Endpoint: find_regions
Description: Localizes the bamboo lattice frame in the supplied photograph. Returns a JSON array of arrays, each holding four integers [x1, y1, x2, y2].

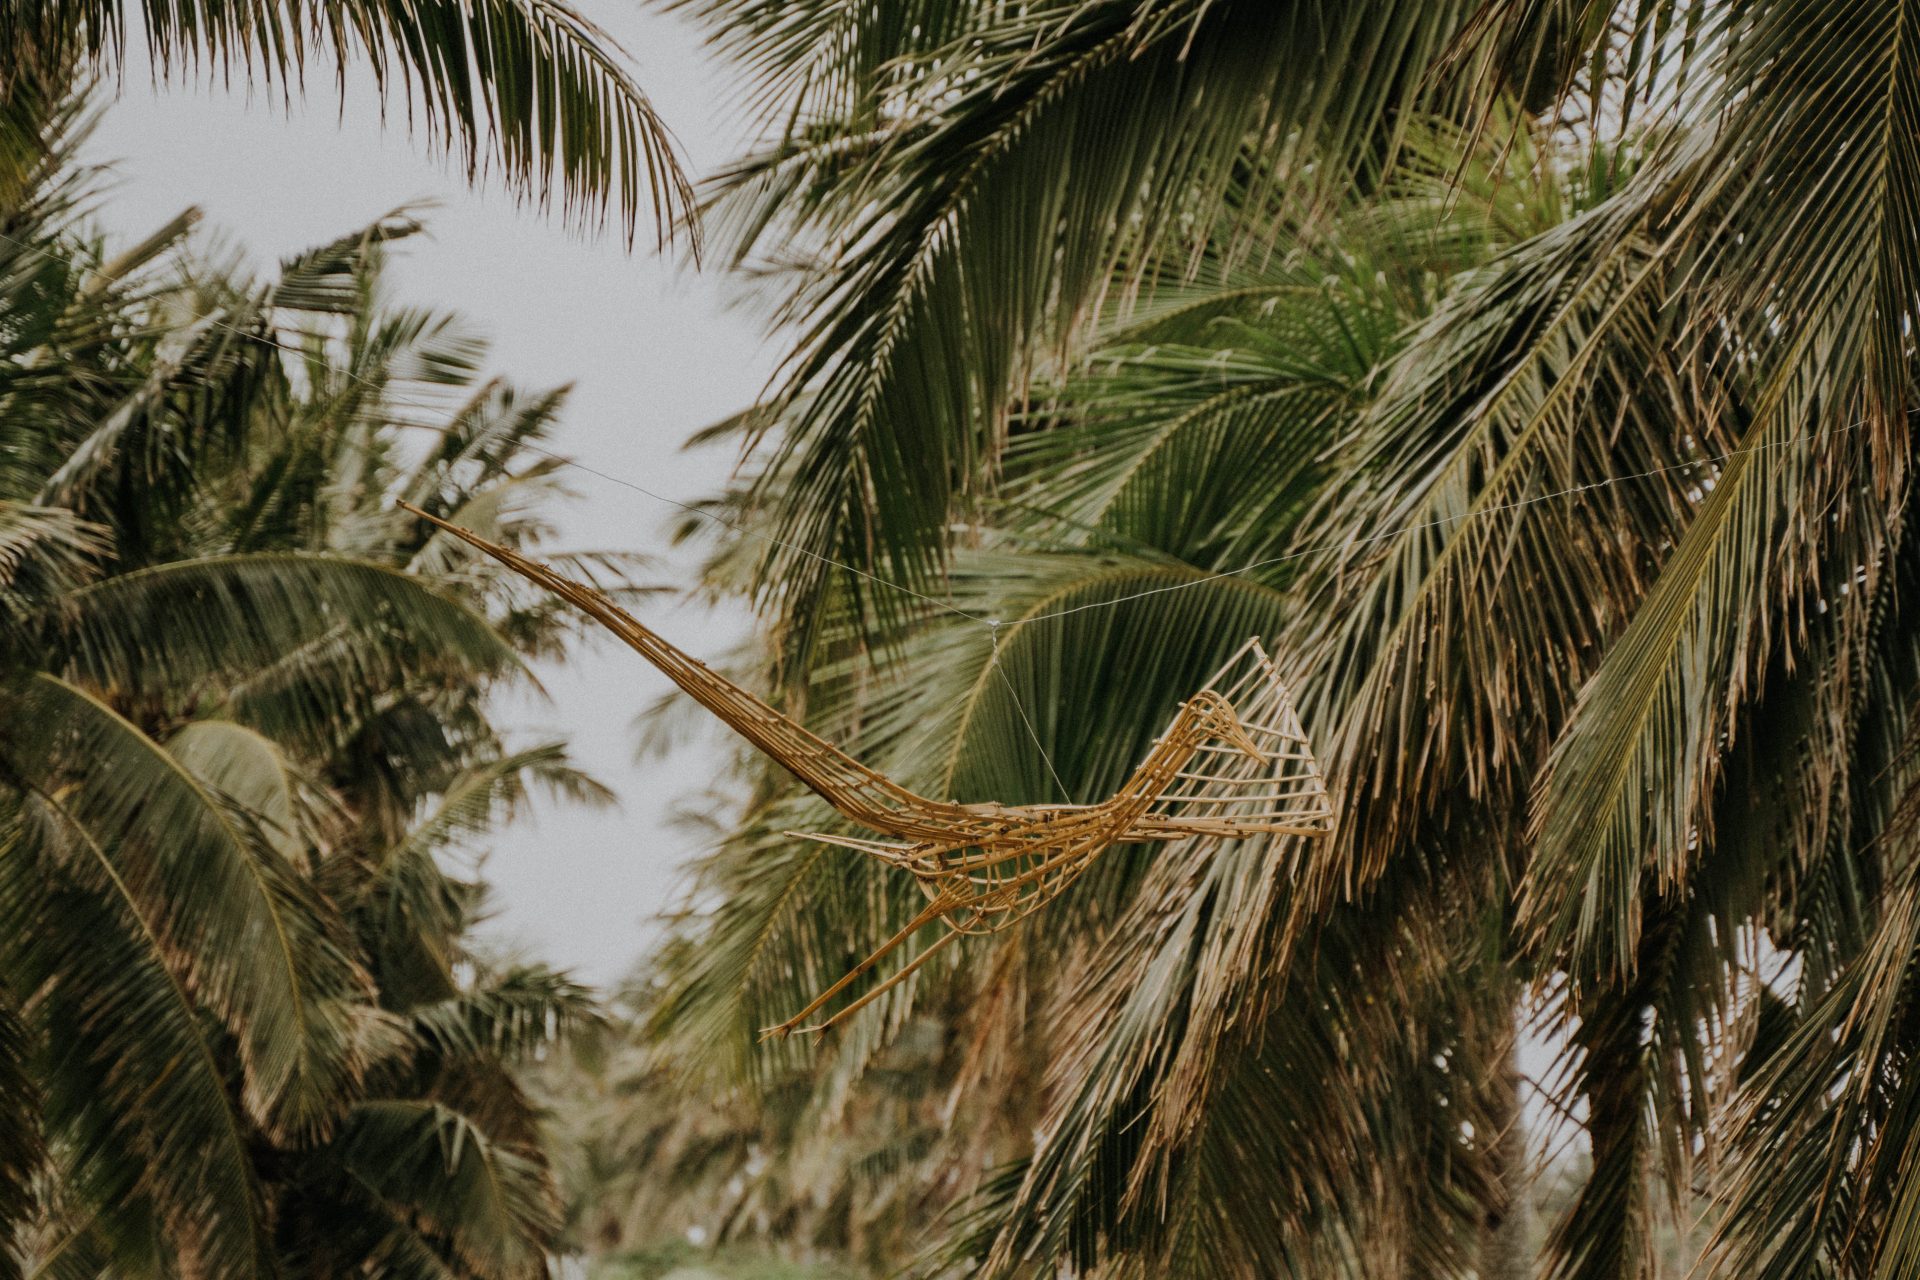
[[400, 504, 1333, 1037]]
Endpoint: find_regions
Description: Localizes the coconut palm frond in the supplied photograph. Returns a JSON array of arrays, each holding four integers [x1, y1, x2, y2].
[[2, 0, 693, 243]]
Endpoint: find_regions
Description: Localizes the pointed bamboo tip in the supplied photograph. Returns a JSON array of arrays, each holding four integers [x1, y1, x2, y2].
[[758, 1019, 836, 1042], [396, 501, 501, 553]]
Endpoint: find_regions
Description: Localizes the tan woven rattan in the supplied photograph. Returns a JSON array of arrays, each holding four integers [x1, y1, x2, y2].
[[401, 504, 1332, 1036]]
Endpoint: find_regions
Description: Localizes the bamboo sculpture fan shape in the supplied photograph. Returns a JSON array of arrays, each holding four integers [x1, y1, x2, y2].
[[400, 505, 1333, 1037]]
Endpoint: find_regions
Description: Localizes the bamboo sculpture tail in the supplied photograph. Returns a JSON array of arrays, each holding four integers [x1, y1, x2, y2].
[[399, 503, 1333, 1037]]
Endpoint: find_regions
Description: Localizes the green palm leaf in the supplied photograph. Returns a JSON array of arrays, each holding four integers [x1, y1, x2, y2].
[[1525, 0, 1920, 976], [167, 720, 309, 860], [0, 674, 385, 1143], [0, 989, 37, 1280], [405, 966, 599, 1065], [0, 801, 272, 1280], [54, 553, 520, 703], [4, 0, 693, 242], [705, 0, 1523, 663], [331, 1100, 560, 1280], [356, 743, 611, 999]]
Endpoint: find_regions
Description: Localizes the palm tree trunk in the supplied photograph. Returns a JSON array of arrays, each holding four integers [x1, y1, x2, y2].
[[1481, 1011, 1532, 1280]]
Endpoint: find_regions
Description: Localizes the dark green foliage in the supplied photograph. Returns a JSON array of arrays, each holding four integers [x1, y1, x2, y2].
[[0, 0, 692, 243], [0, 92, 623, 1278], [582, 1, 1920, 1277]]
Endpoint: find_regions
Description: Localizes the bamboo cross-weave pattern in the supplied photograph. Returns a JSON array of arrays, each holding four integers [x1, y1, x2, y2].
[[399, 504, 1333, 1037]]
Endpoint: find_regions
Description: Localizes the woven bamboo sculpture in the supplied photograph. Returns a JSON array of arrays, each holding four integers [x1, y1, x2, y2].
[[400, 504, 1333, 1037]]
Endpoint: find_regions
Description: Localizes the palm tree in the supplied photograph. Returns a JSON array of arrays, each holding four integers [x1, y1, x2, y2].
[[616, 1, 1920, 1277], [1, 0, 693, 243], [0, 99, 633, 1278], [601, 120, 1577, 1275], [665, 0, 1595, 665]]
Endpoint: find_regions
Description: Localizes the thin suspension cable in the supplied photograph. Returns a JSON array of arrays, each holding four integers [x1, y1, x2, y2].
[[1014, 417, 1875, 625], [179, 296, 1882, 633], [490, 436, 994, 623], [5, 225, 1881, 639], [987, 622, 1073, 804], [0, 225, 992, 627]]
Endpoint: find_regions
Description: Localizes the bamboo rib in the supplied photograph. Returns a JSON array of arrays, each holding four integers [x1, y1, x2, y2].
[[399, 504, 1333, 1037]]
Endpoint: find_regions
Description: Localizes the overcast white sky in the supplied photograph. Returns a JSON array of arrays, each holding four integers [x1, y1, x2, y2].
[[86, 4, 773, 986]]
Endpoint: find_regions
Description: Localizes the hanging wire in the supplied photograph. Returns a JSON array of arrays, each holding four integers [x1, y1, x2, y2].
[[987, 620, 1073, 804], [1012, 420, 1876, 625], [3, 225, 1879, 640], [7, 222, 1882, 821], [0, 226, 994, 626]]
